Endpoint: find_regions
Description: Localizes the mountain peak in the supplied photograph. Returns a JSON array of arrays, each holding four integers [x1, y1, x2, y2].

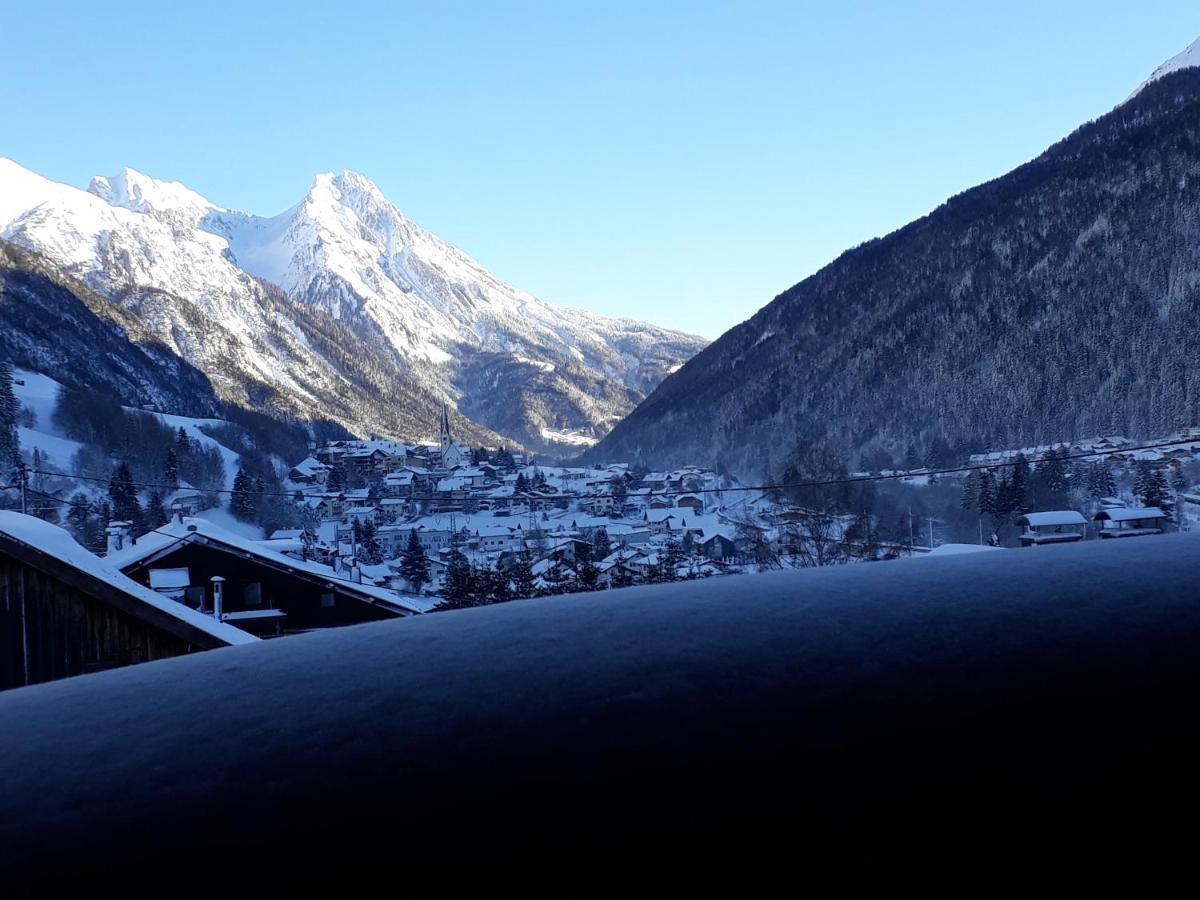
[[89, 167, 219, 215], [1128, 36, 1200, 100]]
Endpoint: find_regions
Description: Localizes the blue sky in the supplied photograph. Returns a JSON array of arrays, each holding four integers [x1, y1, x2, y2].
[[4, 2, 1198, 338]]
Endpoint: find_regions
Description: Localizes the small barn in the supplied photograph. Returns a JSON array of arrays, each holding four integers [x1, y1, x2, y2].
[[1093, 507, 1168, 538], [0, 512, 254, 692], [105, 518, 431, 637], [1015, 511, 1089, 547]]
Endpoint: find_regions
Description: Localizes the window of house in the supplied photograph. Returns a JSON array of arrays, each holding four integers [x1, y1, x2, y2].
[[184, 586, 207, 610], [243, 583, 262, 606], [321, 592, 336, 608]]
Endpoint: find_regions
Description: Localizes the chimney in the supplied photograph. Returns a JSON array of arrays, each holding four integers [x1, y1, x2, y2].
[[105, 521, 132, 555], [210, 576, 225, 621]]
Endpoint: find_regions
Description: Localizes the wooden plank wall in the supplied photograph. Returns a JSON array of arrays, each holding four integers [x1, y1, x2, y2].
[[0, 555, 195, 692]]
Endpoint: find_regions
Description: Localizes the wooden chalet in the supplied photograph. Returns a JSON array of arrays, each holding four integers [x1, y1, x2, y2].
[[104, 518, 430, 637], [0, 512, 254, 692]]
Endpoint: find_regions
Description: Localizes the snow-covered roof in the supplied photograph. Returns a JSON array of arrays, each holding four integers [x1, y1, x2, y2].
[[925, 543, 1004, 557], [290, 456, 329, 475], [1094, 507, 1168, 523], [0, 512, 256, 647], [1017, 511, 1089, 528], [105, 518, 434, 614]]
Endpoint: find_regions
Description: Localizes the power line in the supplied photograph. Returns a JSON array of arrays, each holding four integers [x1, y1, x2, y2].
[[5, 435, 1193, 502]]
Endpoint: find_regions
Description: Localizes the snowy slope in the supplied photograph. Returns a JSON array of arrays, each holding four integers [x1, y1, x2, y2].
[[11, 368, 256, 534], [0, 157, 704, 452]]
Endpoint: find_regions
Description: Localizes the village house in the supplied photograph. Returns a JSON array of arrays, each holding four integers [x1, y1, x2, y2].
[[289, 456, 331, 485], [0, 512, 255, 691], [105, 518, 430, 638]]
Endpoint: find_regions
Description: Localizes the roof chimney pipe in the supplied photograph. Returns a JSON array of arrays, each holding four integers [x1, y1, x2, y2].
[[210, 576, 225, 621]]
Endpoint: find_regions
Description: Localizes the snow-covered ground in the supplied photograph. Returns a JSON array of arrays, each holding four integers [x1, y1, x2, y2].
[[11, 368, 246, 529], [1, 531, 1198, 881]]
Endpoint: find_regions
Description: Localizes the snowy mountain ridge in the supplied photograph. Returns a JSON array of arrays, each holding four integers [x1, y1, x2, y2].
[[0, 159, 705, 452], [1128, 36, 1200, 99]]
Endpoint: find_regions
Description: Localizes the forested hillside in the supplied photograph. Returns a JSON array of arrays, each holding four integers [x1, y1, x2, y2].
[[587, 68, 1200, 475]]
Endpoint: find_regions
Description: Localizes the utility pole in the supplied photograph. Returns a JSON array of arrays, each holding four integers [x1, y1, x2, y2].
[[908, 506, 914, 556], [928, 517, 935, 551]]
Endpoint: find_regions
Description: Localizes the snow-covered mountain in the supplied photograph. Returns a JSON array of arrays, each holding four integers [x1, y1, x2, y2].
[[0, 159, 705, 452], [1129, 37, 1200, 99]]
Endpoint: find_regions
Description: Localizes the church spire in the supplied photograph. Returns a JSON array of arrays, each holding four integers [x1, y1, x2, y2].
[[440, 401, 452, 449]]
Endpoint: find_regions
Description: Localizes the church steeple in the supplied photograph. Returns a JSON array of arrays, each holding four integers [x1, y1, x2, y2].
[[439, 401, 452, 450]]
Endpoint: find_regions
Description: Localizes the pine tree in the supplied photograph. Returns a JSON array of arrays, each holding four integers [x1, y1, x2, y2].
[[398, 530, 431, 593], [510, 550, 537, 599], [592, 526, 612, 560], [574, 542, 600, 591], [176, 426, 191, 455], [977, 470, 997, 516], [164, 448, 179, 487], [65, 492, 92, 543], [1088, 461, 1116, 500], [325, 464, 345, 492], [0, 357, 19, 463], [436, 550, 477, 610], [903, 443, 921, 472], [514, 472, 529, 493], [1172, 468, 1187, 493], [358, 520, 382, 565], [960, 470, 981, 511], [108, 462, 144, 530], [1136, 464, 1169, 510], [145, 490, 169, 530], [230, 467, 257, 521]]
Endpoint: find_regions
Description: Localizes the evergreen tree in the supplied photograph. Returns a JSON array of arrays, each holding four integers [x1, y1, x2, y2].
[[997, 454, 1031, 517], [0, 357, 19, 464], [145, 490, 169, 530], [65, 492, 90, 539], [591, 526, 612, 560], [574, 542, 600, 591], [436, 550, 478, 610], [903, 443, 921, 472], [358, 520, 382, 565], [477, 567, 513, 604], [325, 463, 345, 492], [108, 462, 144, 530], [164, 448, 179, 487], [398, 530, 431, 593], [977, 470, 997, 516], [610, 476, 628, 507], [514, 472, 529, 493], [230, 467, 257, 521], [1088, 461, 1117, 500], [1032, 448, 1070, 509], [960, 470, 981, 511], [1172, 467, 1187, 493], [1135, 463, 1169, 509], [510, 550, 537, 599], [88, 500, 111, 554], [176, 426, 191, 455]]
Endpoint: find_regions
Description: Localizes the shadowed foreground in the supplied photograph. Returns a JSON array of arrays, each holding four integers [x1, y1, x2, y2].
[[2, 536, 1199, 893]]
